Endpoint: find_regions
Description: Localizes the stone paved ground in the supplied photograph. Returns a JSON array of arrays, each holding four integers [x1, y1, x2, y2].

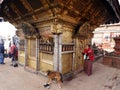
[[0, 58, 120, 90]]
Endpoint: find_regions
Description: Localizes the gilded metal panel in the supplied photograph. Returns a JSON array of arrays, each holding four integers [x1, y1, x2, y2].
[[18, 51, 25, 64], [62, 53, 73, 74], [39, 61, 53, 72], [28, 59, 36, 69]]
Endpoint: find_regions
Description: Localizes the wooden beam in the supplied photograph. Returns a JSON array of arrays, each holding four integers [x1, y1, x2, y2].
[[10, 3, 22, 16], [19, 0, 33, 11], [60, 0, 71, 15], [19, 0, 38, 21], [45, 0, 56, 16]]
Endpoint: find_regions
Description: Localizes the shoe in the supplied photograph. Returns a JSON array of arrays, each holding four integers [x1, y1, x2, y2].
[[1, 62, 5, 64], [44, 83, 49, 87], [13, 64, 18, 67], [43, 84, 50, 89]]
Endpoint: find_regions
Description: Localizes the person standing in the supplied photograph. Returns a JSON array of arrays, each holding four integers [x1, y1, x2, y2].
[[0, 43, 5, 64], [10, 42, 18, 66], [83, 44, 94, 76]]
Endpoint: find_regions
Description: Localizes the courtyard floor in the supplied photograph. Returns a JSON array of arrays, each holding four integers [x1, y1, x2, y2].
[[0, 57, 120, 90]]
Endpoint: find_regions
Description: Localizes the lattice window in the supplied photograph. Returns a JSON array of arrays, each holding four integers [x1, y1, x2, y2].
[[62, 43, 74, 52], [39, 42, 54, 54]]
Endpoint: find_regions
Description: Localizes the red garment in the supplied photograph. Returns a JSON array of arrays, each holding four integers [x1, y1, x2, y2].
[[84, 47, 94, 61], [84, 60, 92, 76], [10, 44, 16, 55], [10, 44, 18, 60]]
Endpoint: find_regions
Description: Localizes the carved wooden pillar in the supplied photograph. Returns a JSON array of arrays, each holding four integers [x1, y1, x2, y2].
[[24, 38, 28, 67], [36, 38, 40, 71]]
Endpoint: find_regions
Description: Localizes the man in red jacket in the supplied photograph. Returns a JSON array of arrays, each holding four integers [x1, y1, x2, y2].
[[83, 44, 94, 76]]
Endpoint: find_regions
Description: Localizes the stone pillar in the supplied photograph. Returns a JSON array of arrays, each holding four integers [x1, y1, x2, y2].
[[53, 34, 62, 72], [54, 34, 59, 71], [58, 34, 62, 73], [52, 22, 62, 72], [36, 38, 39, 71], [72, 39, 75, 71], [24, 38, 28, 67]]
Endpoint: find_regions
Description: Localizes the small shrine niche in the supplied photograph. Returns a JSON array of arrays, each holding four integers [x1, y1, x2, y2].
[[113, 36, 120, 56]]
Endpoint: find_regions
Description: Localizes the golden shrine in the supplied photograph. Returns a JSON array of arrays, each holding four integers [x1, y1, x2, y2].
[[0, 0, 120, 78]]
